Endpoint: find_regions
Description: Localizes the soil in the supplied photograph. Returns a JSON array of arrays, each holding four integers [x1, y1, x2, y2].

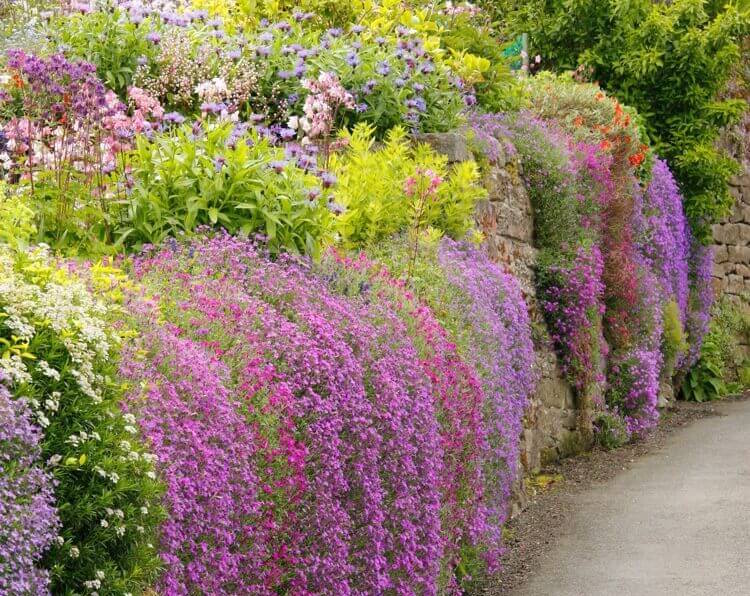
[[478, 393, 750, 595]]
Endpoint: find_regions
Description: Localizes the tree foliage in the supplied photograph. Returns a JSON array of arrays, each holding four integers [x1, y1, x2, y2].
[[491, 0, 749, 242]]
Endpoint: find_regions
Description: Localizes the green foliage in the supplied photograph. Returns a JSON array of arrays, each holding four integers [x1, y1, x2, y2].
[[685, 295, 750, 400], [0, 182, 36, 250], [0, 246, 164, 594], [330, 123, 485, 249], [437, 12, 522, 112], [52, 8, 158, 99], [512, 0, 749, 241], [117, 122, 333, 257], [594, 411, 628, 450], [682, 334, 727, 401], [506, 116, 582, 252], [662, 299, 689, 377]]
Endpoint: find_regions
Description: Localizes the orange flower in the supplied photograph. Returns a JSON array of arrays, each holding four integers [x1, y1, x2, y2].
[[11, 72, 24, 89], [595, 91, 605, 101], [629, 152, 644, 167], [573, 115, 584, 127], [599, 139, 611, 152]]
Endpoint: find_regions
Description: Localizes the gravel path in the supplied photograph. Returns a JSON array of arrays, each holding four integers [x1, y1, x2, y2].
[[501, 396, 750, 596]]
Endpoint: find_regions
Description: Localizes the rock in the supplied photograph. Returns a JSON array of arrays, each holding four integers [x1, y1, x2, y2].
[[412, 131, 472, 163], [713, 223, 741, 245], [727, 274, 747, 295], [658, 380, 675, 408], [728, 245, 750, 264], [537, 377, 574, 410], [715, 245, 729, 263]]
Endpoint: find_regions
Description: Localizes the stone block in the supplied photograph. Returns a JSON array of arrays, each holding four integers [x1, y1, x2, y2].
[[728, 245, 750, 264], [713, 223, 741, 245], [727, 274, 746, 295], [412, 132, 472, 163], [713, 261, 726, 278], [741, 223, 750, 245], [714, 245, 729, 264], [536, 376, 574, 410], [736, 263, 750, 278]]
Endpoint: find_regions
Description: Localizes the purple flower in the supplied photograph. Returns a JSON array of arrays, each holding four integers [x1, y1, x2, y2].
[[269, 160, 287, 173], [320, 171, 337, 187], [346, 52, 360, 68], [375, 61, 390, 76], [146, 31, 161, 44], [163, 111, 186, 124]]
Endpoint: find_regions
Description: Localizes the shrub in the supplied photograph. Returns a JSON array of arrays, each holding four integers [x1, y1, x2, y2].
[[330, 123, 485, 249], [683, 295, 750, 400], [0, 379, 59, 595], [117, 121, 333, 256], [252, 19, 468, 135], [0, 245, 164, 594]]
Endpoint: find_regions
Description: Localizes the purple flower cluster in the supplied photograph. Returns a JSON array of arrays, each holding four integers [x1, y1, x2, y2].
[[125, 234, 450, 593], [120, 329, 268, 594], [540, 245, 606, 391], [639, 159, 690, 321], [685, 241, 714, 370], [436, 240, 536, 521], [0, 382, 60, 595]]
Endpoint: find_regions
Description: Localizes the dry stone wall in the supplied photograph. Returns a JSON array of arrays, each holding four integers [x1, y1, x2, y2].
[[712, 166, 750, 300]]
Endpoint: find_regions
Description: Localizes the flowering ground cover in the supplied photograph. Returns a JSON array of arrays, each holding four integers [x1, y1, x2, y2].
[[0, 0, 729, 593]]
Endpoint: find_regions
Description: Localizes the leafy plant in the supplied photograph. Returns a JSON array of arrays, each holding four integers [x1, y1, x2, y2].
[[329, 123, 485, 249], [117, 121, 333, 257], [594, 411, 628, 450], [682, 335, 728, 401]]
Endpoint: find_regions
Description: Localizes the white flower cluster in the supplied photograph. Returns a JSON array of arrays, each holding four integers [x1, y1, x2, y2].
[[0, 246, 111, 405]]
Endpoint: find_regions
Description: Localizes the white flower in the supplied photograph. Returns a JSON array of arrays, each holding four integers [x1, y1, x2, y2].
[[109, 472, 120, 484], [140, 506, 149, 515], [69, 546, 80, 559], [47, 454, 63, 466], [146, 471, 156, 480], [95, 570, 105, 580], [56, 535, 65, 546], [287, 116, 299, 130], [100, 519, 109, 528], [115, 526, 126, 537], [124, 425, 137, 434], [123, 413, 136, 424]]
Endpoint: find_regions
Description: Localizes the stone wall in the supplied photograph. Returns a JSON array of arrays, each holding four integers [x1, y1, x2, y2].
[[712, 165, 750, 299]]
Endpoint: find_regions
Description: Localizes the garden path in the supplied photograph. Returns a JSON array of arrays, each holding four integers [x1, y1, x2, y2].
[[511, 398, 750, 596]]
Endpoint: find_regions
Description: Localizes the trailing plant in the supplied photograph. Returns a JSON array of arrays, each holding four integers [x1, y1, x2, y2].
[[0, 379, 59, 595]]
